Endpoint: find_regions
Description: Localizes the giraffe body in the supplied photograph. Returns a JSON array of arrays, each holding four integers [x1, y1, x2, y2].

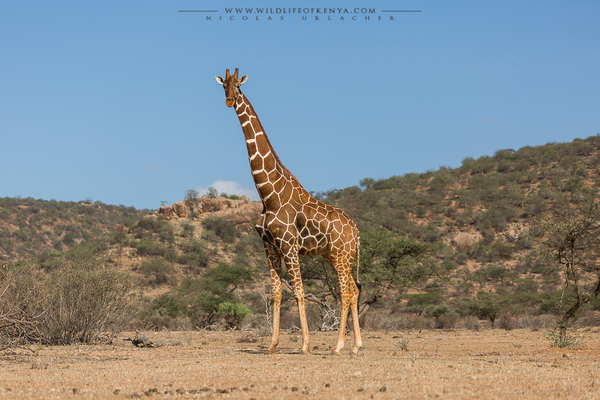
[[216, 68, 362, 355]]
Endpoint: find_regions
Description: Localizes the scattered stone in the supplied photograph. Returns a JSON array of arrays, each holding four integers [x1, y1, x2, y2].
[[143, 388, 158, 396], [123, 332, 164, 348]]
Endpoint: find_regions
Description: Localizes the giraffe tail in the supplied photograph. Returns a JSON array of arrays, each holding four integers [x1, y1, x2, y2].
[[354, 235, 362, 317], [354, 235, 361, 289]]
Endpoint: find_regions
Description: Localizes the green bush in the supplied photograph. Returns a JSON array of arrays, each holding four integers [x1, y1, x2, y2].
[[134, 239, 167, 257], [181, 224, 195, 238], [217, 302, 252, 329], [201, 217, 239, 243], [441, 259, 456, 271], [67, 242, 98, 264], [152, 293, 189, 319], [455, 252, 469, 265], [179, 263, 257, 327], [137, 217, 167, 233], [450, 297, 480, 317], [403, 293, 444, 315], [139, 258, 174, 285], [108, 230, 129, 245], [176, 239, 210, 272]]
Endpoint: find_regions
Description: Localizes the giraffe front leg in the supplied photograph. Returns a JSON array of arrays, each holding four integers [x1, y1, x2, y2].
[[284, 253, 311, 355], [267, 257, 282, 354]]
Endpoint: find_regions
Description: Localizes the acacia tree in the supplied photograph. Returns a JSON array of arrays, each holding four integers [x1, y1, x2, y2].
[[179, 262, 257, 328], [299, 230, 437, 323], [541, 198, 600, 342]]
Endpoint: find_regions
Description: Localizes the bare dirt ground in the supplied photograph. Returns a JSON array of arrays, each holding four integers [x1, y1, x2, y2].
[[1, 328, 599, 399]]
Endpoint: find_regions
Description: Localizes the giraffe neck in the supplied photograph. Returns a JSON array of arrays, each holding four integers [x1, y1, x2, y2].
[[235, 92, 294, 207]]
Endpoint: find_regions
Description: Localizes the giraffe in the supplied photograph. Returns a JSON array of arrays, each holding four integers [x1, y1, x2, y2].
[[215, 68, 362, 356]]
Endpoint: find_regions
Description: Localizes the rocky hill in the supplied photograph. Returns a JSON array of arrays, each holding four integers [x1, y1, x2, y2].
[[3, 135, 600, 331], [0, 198, 149, 262]]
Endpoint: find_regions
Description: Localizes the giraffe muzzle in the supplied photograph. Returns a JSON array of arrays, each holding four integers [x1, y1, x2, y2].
[[226, 97, 235, 107]]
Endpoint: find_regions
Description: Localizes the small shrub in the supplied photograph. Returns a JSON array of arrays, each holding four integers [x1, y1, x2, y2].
[[545, 326, 582, 348], [432, 305, 458, 329], [575, 310, 600, 327], [217, 302, 252, 329], [365, 312, 408, 331], [177, 239, 210, 273], [441, 259, 456, 271], [108, 230, 128, 245], [137, 217, 167, 233], [67, 242, 98, 264], [0, 260, 134, 346], [181, 224, 195, 238], [151, 293, 189, 319], [463, 315, 482, 331], [139, 258, 174, 285], [134, 239, 166, 257], [497, 313, 517, 331], [455, 252, 469, 265], [404, 293, 445, 315], [201, 217, 239, 243], [406, 315, 436, 330], [396, 337, 412, 351]]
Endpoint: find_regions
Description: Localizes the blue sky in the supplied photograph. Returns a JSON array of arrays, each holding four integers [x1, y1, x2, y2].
[[1, 1, 598, 209]]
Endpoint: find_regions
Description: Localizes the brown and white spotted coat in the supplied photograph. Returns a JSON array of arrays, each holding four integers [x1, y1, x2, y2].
[[215, 68, 362, 355]]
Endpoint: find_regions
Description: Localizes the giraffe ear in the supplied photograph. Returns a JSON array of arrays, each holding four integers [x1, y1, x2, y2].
[[239, 75, 249, 85], [215, 76, 225, 85]]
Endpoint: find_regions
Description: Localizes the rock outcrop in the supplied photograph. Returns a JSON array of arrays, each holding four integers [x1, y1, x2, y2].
[[157, 195, 252, 221], [172, 202, 187, 218], [445, 230, 483, 250], [158, 206, 174, 220]]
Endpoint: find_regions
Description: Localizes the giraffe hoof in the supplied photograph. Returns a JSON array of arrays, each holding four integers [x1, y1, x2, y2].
[[331, 350, 342, 356], [268, 347, 277, 354], [300, 349, 312, 355]]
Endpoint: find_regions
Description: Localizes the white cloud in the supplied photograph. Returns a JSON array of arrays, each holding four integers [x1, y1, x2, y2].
[[196, 180, 260, 201]]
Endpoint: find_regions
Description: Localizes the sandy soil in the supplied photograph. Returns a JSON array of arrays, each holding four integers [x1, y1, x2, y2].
[[1, 328, 599, 399]]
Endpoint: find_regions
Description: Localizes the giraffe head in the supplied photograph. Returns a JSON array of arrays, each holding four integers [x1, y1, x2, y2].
[[215, 68, 249, 108]]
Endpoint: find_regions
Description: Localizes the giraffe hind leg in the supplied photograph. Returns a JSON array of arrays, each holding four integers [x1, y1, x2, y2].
[[326, 255, 362, 356]]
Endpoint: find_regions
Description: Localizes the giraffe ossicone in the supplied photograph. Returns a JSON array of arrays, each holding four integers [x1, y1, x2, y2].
[[215, 68, 362, 355]]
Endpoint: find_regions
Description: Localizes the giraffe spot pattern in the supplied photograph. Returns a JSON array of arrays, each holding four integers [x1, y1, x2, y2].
[[218, 69, 362, 355]]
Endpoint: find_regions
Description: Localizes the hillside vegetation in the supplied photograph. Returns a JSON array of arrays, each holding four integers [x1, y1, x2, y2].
[[2, 135, 600, 339], [0, 198, 149, 262]]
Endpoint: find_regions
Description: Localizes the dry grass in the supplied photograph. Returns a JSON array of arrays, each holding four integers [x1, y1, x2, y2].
[[1, 328, 599, 399]]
